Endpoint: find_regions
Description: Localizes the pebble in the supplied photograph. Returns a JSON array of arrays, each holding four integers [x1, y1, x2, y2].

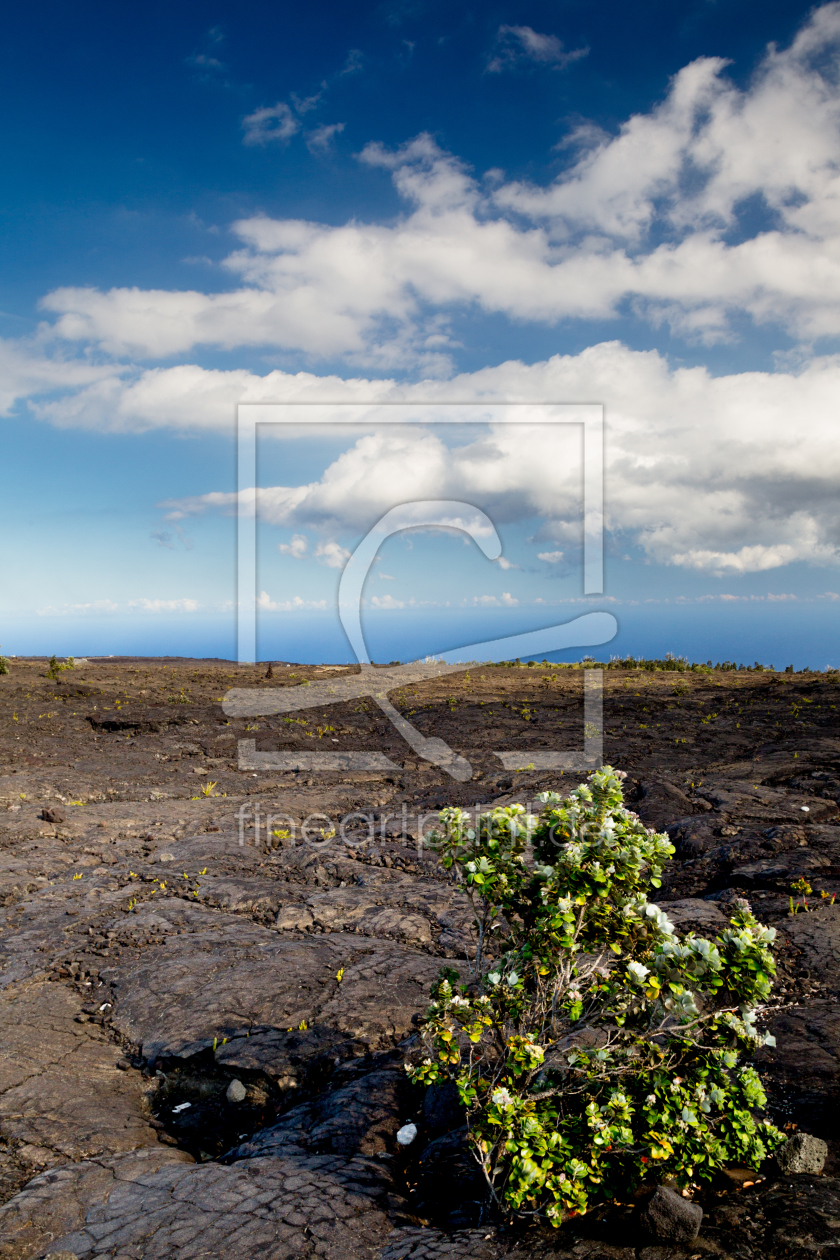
[[226, 1078, 247, 1104], [396, 1122, 418, 1146]]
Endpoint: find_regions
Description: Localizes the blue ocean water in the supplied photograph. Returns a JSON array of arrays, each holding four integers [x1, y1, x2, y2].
[[3, 601, 838, 669]]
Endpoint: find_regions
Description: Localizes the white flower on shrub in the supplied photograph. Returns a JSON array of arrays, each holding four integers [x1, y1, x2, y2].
[[644, 902, 676, 937], [627, 961, 650, 983]]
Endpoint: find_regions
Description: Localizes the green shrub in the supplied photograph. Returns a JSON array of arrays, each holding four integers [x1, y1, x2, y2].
[[46, 655, 74, 680], [0, 657, 8, 676], [410, 766, 783, 1226]]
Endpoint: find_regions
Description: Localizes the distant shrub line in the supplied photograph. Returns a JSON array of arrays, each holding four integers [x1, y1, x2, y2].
[[492, 654, 834, 675]]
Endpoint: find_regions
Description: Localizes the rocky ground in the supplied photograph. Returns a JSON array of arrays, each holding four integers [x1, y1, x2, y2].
[[0, 655, 839, 1258]]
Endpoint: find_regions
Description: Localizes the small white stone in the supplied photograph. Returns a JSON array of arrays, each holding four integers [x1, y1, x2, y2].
[[396, 1122, 418, 1146], [172, 1102, 191, 1113], [226, 1079, 247, 1104]]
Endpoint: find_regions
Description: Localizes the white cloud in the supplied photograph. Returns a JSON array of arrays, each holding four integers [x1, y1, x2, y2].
[[257, 591, 328, 611], [314, 539, 351, 568], [291, 92, 322, 116], [378, 571, 395, 579], [537, 550, 565, 564], [369, 594, 405, 608], [278, 533, 309, 558], [669, 545, 811, 572], [0, 336, 118, 417], [473, 592, 519, 606], [487, 25, 589, 73], [38, 9, 840, 363], [29, 364, 394, 433], [13, 7, 840, 581], [306, 122, 345, 153], [494, 556, 517, 569], [242, 102, 299, 146], [128, 338, 840, 573]]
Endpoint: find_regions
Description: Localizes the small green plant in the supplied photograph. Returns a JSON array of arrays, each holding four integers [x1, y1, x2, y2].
[[46, 655, 74, 680], [0, 655, 9, 676], [410, 766, 783, 1226]]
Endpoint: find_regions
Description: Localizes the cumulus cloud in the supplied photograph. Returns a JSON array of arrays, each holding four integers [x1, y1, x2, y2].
[[143, 341, 840, 573], [278, 533, 309, 557], [487, 25, 589, 73], [12, 6, 840, 581], [37, 8, 840, 363], [0, 336, 118, 417], [538, 550, 565, 564], [369, 593, 405, 608], [314, 539, 352, 568]]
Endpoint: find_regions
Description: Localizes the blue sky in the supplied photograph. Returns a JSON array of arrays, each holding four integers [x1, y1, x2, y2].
[[2, 0, 840, 665]]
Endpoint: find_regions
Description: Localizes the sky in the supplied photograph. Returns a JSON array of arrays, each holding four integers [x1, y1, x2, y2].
[[2, 0, 840, 666]]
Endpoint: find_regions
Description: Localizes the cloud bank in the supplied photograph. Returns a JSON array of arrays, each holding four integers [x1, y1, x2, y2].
[[139, 342, 840, 573], [4, 6, 840, 578]]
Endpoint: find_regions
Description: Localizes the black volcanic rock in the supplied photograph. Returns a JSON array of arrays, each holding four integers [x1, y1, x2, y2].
[[0, 657, 836, 1255]]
